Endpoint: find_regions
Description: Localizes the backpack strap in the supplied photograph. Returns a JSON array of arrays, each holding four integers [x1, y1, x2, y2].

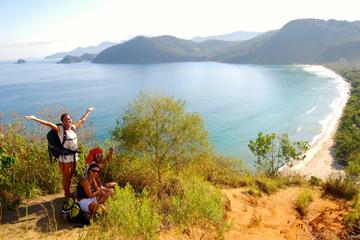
[[61, 124, 67, 146], [70, 125, 76, 176], [48, 145, 54, 163]]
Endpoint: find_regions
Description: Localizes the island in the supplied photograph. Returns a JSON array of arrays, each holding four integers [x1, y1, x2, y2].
[[57, 53, 97, 64], [15, 59, 26, 64]]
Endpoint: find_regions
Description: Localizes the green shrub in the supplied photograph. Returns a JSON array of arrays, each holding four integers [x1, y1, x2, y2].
[[344, 208, 360, 230], [169, 176, 226, 237], [283, 174, 307, 187], [346, 160, 360, 181], [333, 67, 360, 165], [108, 154, 157, 192], [186, 153, 251, 188], [0, 119, 62, 209], [295, 190, 314, 217], [344, 193, 360, 233], [255, 177, 282, 194], [252, 175, 306, 195], [323, 176, 357, 200], [309, 176, 323, 186], [111, 92, 210, 187], [248, 132, 309, 177], [99, 184, 161, 240]]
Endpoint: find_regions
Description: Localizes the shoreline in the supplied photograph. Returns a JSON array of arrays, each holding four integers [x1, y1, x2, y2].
[[282, 65, 350, 179]]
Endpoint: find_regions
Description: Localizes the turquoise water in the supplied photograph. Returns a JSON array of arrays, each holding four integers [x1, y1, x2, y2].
[[0, 60, 342, 166]]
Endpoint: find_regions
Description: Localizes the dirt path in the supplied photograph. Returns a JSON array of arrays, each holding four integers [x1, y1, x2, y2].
[[0, 193, 83, 240], [1, 187, 349, 240]]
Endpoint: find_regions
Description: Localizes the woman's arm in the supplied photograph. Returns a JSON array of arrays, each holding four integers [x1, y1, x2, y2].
[[91, 175, 102, 190], [81, 178, 101, 198], [75, 107, 94, 129], [103, 148, 114, 164], [24, 115, 59, 132]]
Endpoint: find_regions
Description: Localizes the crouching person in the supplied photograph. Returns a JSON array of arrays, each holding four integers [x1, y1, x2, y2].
[[77, 163, 110, 216]]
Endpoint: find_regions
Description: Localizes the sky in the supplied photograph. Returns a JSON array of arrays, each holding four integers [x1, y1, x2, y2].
[[0, 0, 359, 60]]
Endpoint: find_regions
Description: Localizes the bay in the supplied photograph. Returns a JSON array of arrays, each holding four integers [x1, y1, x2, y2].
[[0, 60, 342, 166]]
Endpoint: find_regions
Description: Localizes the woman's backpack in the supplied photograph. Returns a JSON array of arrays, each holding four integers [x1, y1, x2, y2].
[[47, 124, 66, 162], [61, 198, 90, 225]]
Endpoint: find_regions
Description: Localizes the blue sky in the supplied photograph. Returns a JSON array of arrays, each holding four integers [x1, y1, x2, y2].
[[1, 1, 93, 41], [1, 0, 359, 60]]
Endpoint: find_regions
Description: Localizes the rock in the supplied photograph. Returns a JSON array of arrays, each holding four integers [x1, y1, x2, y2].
[[15, 59, 26, 64]]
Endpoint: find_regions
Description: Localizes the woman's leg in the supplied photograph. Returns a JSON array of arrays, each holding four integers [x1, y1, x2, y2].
[[59, 162, 74, 198], [97, 188, 110, 204], [88, 201, 107, 215], [104, 182, 117, 188]]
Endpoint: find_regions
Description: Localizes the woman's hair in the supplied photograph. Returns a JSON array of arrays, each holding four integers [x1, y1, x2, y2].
[[87, 163, 100, 174], [60, 113, 70, 121], [86, 147, 103, 164]]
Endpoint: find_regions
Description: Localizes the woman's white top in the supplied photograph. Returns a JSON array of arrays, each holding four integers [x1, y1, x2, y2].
[[57, 124, 78, 163]]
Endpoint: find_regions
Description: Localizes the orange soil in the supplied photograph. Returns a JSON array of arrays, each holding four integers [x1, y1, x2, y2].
[[161, 187, 349, 240], [1, 187, 349, 240]]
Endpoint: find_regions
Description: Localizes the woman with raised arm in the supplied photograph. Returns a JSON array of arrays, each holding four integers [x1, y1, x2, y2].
[[24, 107, 94, 198]]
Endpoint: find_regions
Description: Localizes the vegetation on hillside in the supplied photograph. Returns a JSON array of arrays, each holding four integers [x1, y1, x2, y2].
[[93, 36, 238, 64], [0, 116, 62, 209], [328, 66, 360, 168], [248, 132, 309, 176], [295, 190, 314, 217], [111, 92, 209, 186], [93, 19, 360, 65], [327, 65, 360, 235], [1, 88, 359, 238]]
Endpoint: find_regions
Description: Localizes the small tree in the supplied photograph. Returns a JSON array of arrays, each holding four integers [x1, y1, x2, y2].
[[112, 92, 210, 186], [248, 132, 309, 177]]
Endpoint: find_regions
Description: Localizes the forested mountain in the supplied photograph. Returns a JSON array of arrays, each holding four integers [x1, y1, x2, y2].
[[93, 19, 360, 64], [93, 36, 237, 63], [317, 41, 360, 63], [216, 19, 360, 64]]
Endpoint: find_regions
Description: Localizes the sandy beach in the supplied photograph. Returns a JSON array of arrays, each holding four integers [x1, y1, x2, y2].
[[282, 66, 350, 179]]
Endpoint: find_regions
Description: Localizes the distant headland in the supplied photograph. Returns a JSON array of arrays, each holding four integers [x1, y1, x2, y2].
[[47, 19, 360, 65]]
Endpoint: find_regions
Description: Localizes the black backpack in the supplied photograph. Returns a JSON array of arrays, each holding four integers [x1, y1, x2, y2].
[[47, 124, 66, 162]]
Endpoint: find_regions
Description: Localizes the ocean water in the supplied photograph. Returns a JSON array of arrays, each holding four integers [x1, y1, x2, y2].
[[0, 60, 347, 166]]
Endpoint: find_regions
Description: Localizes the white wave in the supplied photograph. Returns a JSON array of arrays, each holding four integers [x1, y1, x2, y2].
[[297, 125, 302, 132], [306, 106, 317, 114], [290, 65, 350, 170]]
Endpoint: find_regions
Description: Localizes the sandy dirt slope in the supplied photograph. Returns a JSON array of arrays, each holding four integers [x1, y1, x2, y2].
[[222, 187, 347, 240], [1, 187, 349, 240], [161, 187, 348, 240], [0, 193, 83, 240]]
